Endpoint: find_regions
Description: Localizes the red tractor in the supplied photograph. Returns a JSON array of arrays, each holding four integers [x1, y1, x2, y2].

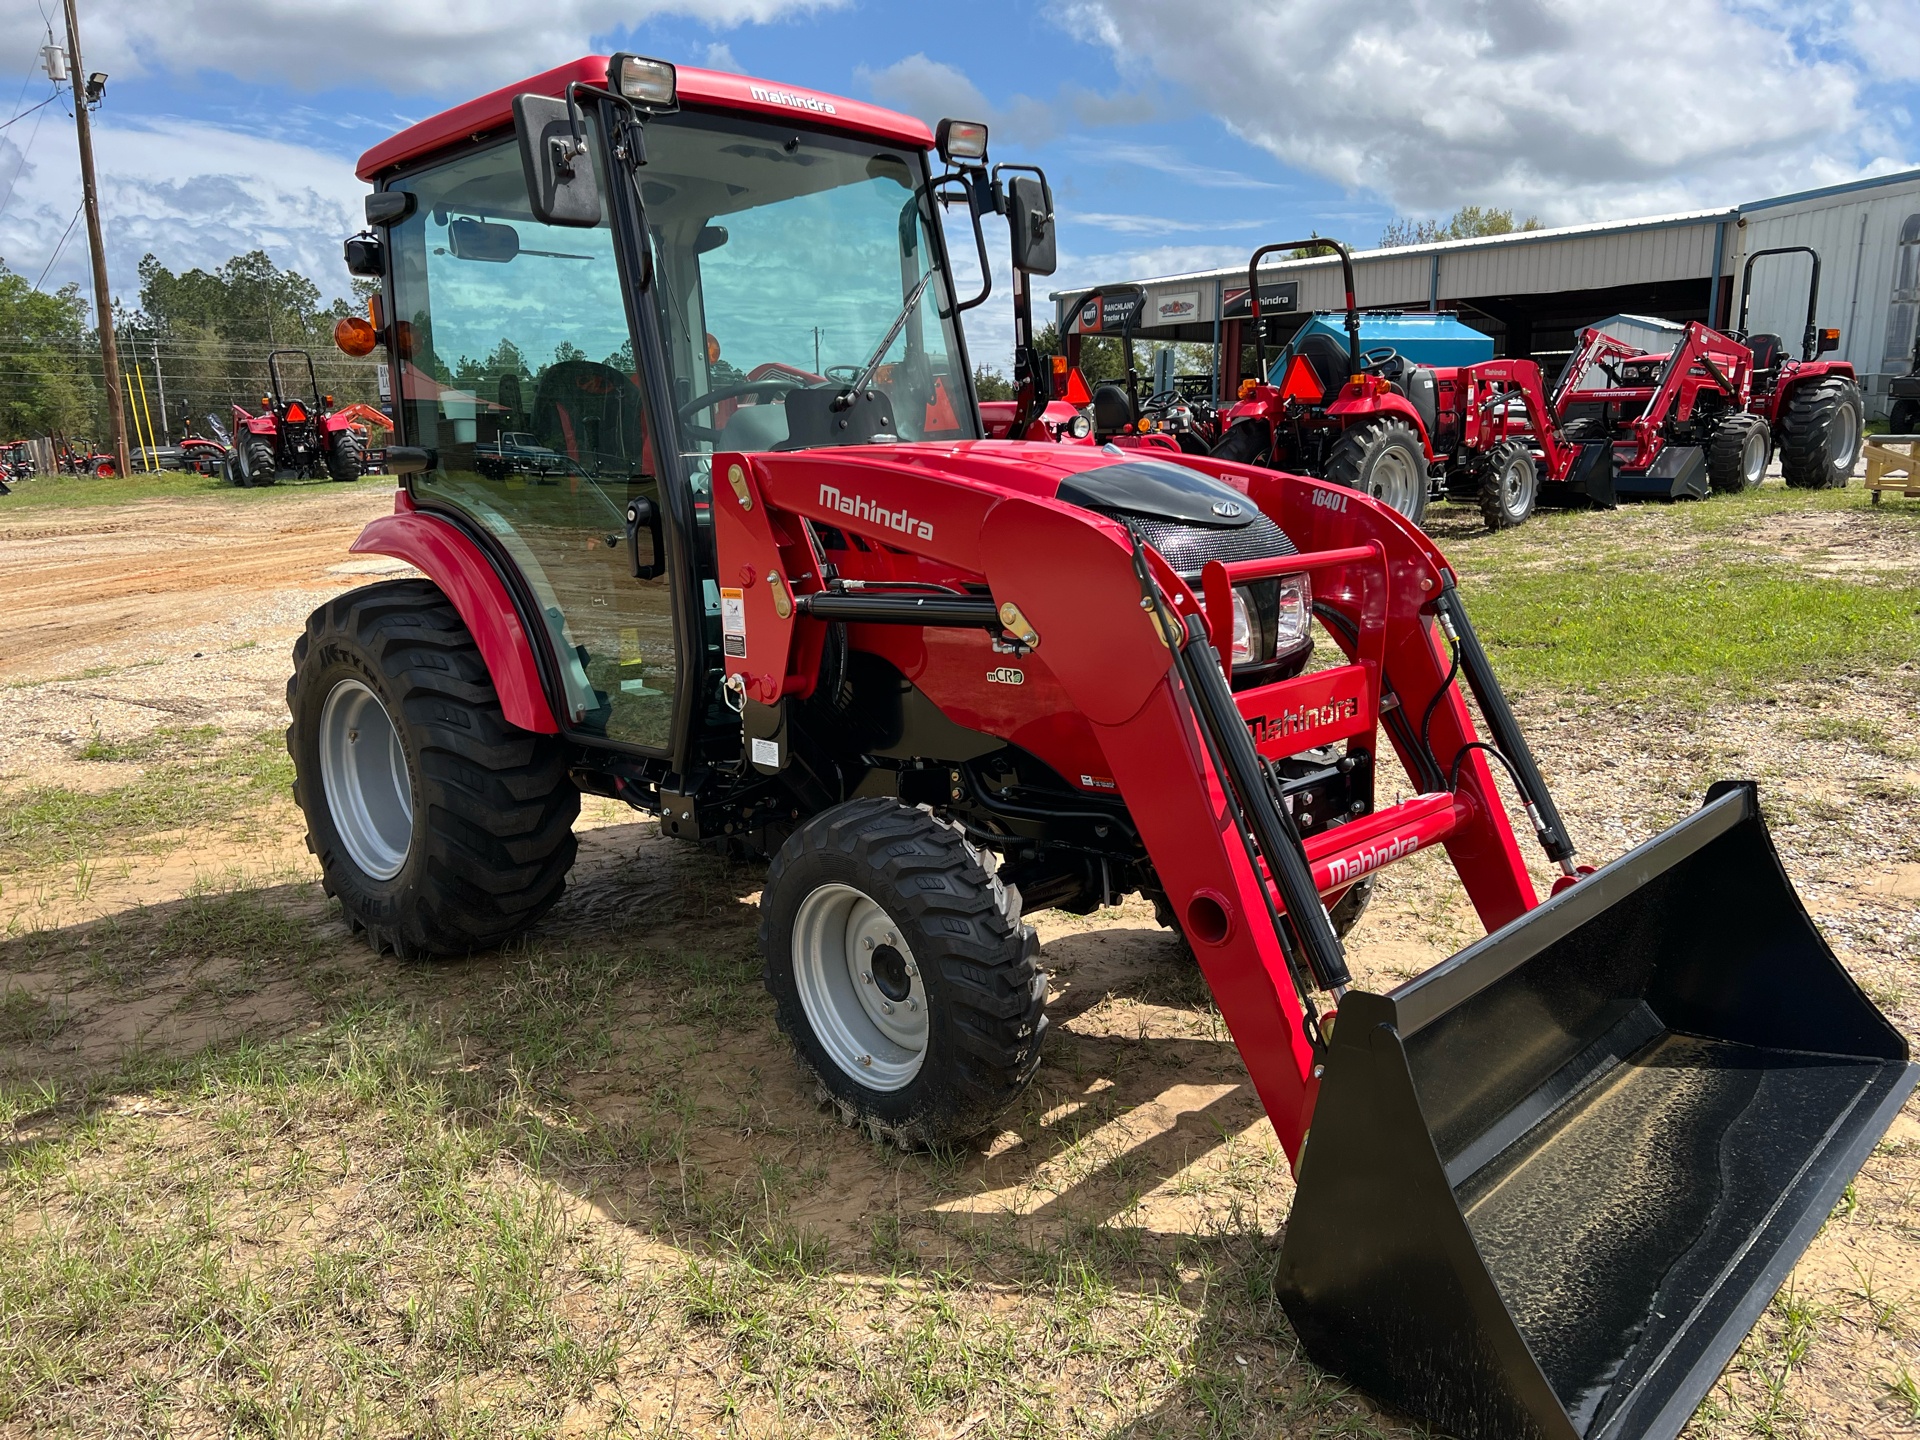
[[1205, 240, 1571, 527], [228, 350, 365, 486], [294, 55, 1912, 1440]]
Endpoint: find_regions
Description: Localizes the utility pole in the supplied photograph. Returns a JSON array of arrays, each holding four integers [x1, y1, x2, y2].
[[152, 338, 169, 443], [60, 0, 129, 480]]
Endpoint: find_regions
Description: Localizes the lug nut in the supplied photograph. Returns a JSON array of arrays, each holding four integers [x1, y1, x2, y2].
[[862, 971, 873, 984], [881, 1001, 894, 1013], [862, 936, 874, 949]]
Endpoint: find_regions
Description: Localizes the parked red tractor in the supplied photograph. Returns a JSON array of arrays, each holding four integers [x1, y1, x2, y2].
[[227, 350, 365, 486], [295, 55, 1913, 1440]]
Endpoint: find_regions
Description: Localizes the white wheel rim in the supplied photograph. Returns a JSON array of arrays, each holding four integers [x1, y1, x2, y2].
[[1828, 402, 1858, 471], [1742, 428, 1768, 486], [1502, 454, 1533, 514], [792, 883, 927, 1091], [318, 678, 413, 880], [1368, 444, 1423, 517]]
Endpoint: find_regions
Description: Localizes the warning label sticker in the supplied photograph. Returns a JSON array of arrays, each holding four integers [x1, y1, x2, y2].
[[720, 587, 746, 657]]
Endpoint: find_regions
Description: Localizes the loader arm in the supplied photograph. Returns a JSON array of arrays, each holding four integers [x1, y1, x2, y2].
[[711, 446, 1542, 1158]]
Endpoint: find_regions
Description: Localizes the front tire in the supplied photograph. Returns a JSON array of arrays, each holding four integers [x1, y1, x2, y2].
[[1707, 413, 1770, 493], [1325, 417, 1429, 524], [287, 579, 579, 958], [1779, 377, 1862, 489], [326, 429, 364, 483], [1476, 439, 1538, 530], [761, 798, 1046, 1148]]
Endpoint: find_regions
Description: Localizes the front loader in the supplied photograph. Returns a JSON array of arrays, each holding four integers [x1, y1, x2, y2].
[[291, 54, 1915, 1440]]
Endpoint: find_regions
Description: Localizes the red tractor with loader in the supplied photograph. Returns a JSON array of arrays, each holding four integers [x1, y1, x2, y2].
[[227, 349, 366, 486], [295, 55, 1914, 1440]]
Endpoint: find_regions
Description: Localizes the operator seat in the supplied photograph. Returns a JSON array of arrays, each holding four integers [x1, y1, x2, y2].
[[531, 360, 647, 477], [1746, 333, 1785, 378]]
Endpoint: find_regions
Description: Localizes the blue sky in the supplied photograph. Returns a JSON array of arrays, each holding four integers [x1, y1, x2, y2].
[[2, 0, 1915, 369]]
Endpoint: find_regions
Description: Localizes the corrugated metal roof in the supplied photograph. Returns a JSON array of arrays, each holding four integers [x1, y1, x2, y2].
[[1050, 207, 1736, 298], [1739, 166, 1920, 214]]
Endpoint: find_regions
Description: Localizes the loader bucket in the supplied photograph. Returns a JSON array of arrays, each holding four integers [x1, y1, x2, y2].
[[1278, 782, 1916, 1440]]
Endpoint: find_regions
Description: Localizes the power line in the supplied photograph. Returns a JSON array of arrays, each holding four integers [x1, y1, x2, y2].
[[32, 200, 82, 288], [0, 92, 57, 131]]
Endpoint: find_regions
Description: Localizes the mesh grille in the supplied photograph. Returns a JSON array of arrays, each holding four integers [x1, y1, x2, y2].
[[1117, 510, 1298, 578]]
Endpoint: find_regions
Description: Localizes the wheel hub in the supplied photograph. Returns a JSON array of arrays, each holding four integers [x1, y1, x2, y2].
[[1743, 428, 1768, 486], [1829, 402, 1858, 471], [318, 678, 413, 880], [792, 883, 927, 1091], [1368, 444, 1422, 517]]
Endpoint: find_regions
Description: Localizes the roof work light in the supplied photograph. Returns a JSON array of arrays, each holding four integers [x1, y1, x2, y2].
[[935, 119, 989, 165], [611, 54, 677, 108]]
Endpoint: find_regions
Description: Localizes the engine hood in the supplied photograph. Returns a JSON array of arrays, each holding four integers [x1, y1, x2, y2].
[[1054, 457, 1256, 528]]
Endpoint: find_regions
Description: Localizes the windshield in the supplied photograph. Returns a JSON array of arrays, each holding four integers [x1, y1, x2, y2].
[[641, 110, 977, 473]]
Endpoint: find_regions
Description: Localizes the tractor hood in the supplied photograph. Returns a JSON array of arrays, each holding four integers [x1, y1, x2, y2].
[[1055, 458, 1258, 528]]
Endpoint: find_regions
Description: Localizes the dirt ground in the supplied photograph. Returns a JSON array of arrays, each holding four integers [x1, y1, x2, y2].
[[3, 483, 1920, 1438]]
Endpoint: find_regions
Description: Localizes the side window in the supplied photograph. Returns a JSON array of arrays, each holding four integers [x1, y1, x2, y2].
[[389, 139, 678, 752], [1884, 213, 1920, 370]]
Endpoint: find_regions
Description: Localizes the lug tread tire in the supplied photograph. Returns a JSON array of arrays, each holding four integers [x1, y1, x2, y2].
[[326, 429, 364, 483], [762, 797, 1046, 1149], [1779, 377, 1862, 489], [1476, 438, 1538, 530], [1890, 397, 1918, 436], [1325, 417, 1428, 525], [1706, 413, 1770, 494], [287, 578, 578, 959], [246, 439, 280, 487]]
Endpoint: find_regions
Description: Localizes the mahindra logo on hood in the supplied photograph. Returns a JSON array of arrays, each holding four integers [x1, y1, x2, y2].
[[819, 483, 933, 541], [749, 84, 838, 116]]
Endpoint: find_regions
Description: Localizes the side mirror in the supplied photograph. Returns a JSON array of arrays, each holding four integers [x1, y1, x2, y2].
[[513, 93, 602, 228], [384, 446, 436, 476], [364, 191, 414, 227], [1006, 173, 1056, 277]]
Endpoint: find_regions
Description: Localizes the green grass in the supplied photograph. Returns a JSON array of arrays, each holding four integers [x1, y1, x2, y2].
[[1449, 487, 1920, 695], [75, 723, 222, 764], [0, 729, 292, 873], [1, 468, 386, 510]]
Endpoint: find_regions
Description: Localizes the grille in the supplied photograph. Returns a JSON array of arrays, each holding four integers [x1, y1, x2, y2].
[[1115, 510, 1297, 579]]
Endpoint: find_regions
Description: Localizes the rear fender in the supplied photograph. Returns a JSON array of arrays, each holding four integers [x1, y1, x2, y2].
[[1326, 390, 1436, 459], [348, 491, 559, 733]]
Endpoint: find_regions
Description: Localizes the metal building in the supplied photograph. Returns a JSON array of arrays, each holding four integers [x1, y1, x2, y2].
[[1055, 167, 1920, 418]]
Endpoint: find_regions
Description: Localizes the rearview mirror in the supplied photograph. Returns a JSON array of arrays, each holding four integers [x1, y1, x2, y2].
[[512, 93, 602, 228], [449, 217, 520, 263], [1006, 174, 1055, 277]]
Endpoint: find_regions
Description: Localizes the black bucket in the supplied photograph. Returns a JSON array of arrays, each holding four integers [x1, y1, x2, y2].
[[1279, 782, 1916, 1440]]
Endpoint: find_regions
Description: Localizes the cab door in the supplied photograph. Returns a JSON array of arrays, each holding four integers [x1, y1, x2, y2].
[[385, 139, 681, 754]]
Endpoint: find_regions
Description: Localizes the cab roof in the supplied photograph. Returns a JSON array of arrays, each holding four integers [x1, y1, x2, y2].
[[355, 57, 936, 182]]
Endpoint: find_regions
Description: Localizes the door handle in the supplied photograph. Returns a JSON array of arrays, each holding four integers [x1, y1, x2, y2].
[[626, 496, 665, 579]]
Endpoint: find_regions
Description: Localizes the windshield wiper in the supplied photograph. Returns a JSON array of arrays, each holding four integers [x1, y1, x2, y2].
[[833, 268, 936, 412]]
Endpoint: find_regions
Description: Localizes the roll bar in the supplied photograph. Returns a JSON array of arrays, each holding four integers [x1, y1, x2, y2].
[[1738, 245, 1823, 362], [1246, 239, 1360, 386]]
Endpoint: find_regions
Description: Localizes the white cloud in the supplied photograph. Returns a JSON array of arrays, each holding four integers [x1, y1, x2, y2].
[[1058, 0, 1918, 220], [0, 116, 364, 304], [859, 53, 1057, 148], [0, 0, 845, 95], [1073, 212, 1263, 235], [702, 43, 746, 74]]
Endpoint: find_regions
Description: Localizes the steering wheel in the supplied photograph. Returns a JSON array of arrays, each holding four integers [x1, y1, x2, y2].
[[1359, 346, 1402, 375], [676, 378, 803, 442]]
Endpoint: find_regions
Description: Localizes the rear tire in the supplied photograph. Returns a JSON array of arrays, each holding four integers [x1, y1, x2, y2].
[[761, 797, 1047, 1149], [1476, 440, 1538, 530], [1210, 417, 1273, 466], [1707, 413, 1770, 493], [1325, 418, 1428, 524], [1779, 377, 1862, 489], [1891, 396, 1919, 436], [287, 578, 580, 958], [326, 429, 364, 483], [247, 439, 280, 487]]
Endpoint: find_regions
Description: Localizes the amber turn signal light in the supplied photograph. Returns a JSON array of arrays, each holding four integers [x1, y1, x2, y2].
[[334, 314, 380, 357]]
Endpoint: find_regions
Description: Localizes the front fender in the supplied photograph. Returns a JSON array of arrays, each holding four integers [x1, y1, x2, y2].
[[348, 492, 559, 734]]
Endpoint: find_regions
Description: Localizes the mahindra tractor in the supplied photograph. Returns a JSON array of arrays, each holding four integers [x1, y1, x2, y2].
[[1206, 240, 1578, 529], [295, 54, 1913, 1440], [227, 350, 365, 486], [1548, 247, 1864, 499]]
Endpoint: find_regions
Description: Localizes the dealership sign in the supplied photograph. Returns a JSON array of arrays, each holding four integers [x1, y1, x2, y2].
[[1153, 290, 1202, 324], [1221, 280, 1300, 318], [1073, 287, 1145, 334]]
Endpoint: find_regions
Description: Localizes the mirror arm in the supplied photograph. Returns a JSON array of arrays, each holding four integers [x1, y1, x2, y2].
[[935, 171, 992, 313]]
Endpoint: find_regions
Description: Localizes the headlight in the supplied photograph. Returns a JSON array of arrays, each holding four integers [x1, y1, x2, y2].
[[1231, 587, 1255, 666], [1066, 413, 1091, 439], [1275, 573, 1311, 649]]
